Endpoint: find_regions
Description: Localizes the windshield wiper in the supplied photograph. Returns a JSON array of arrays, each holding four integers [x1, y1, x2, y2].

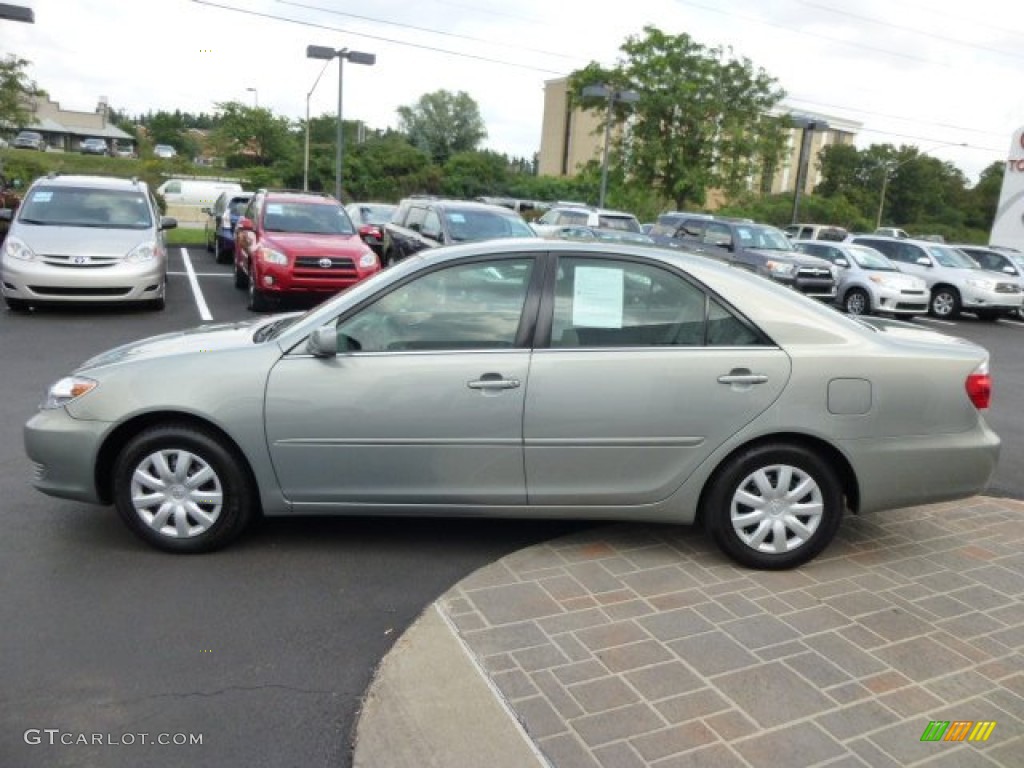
[[17, 218, 52, 225], [254, 317, 298, 342]]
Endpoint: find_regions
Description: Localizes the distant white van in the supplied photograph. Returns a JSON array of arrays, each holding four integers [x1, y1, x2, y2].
[[156, 179, 243, 208]]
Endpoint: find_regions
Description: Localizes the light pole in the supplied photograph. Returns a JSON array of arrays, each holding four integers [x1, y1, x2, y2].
[[303, 57, 332, 191], [246, 87, 258, 108], [306, 45, 376, 202], [581, 84, 639, 209], [875, 142, 967, 229], [0, 3, 34, 22], [789, 115, 829, 226]]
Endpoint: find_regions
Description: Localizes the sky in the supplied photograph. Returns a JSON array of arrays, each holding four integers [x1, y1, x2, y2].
[[4, 0, 1021, 184]]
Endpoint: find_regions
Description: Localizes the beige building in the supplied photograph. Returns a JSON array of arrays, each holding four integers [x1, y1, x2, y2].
[[24, 95, 134, 152], [537, 76, 861, 202]]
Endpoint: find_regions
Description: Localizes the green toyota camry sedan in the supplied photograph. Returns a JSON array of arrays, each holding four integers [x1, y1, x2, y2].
[[24, 239, 1000, 569]]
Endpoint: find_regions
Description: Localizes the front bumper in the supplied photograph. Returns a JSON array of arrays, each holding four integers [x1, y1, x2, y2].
[[872, 285, 929, 315], [2, 256, 166, 303], [24, 407, 112, 504], [960, 284, 1023, 312], [254, 260, 380, 295]]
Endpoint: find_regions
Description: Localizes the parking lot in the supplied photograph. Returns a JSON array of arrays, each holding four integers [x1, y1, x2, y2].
[[2, 246, 1024, 767]]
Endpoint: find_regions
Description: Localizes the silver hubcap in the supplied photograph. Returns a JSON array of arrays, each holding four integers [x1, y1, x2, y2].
[[730, 464, 823, 554], [933, 293, 955, 316], [846, 292, 867, 315], [130, 449, 223, 538]]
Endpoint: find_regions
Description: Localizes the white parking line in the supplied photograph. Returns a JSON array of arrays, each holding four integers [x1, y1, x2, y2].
[[179, 247, 213, 322], [1000, 317, 1024, 327]]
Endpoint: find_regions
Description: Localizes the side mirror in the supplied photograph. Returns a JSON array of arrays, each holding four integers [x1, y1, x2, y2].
[[915, 256, 931, 267], [160, 216, 178, 231], [1003, 265, 1016, 275], [834, 258, 849, 268], [307, 326, 339, 357]]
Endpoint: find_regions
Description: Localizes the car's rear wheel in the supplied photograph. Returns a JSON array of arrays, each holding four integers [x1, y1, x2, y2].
[[843, 288, 870, 316], [705, 443, 844, 570], [112, 424, 255, 553], [930, 287, 961, 318]]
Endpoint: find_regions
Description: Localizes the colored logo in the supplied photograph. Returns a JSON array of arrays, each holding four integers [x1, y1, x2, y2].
[[920, 720, 996, 742]]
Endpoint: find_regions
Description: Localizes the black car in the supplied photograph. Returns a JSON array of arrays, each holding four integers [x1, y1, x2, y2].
[[381, 198, 536, 266], [204, 191, 253, 264], [650, 216, 838, 300]]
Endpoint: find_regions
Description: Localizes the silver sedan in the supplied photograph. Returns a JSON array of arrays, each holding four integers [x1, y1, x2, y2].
[[24, 240, 1000, 569]]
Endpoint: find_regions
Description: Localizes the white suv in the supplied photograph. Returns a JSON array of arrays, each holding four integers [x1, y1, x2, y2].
[[532, 205, 641, 237], [851, 236, 1023, 320]]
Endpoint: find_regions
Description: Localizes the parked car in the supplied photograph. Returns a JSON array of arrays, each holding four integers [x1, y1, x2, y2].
[[785, 223, 848, 241], [955, 244, 1024, 279], [113, 145, 136, 159], [874, 227, 910, 239], [382, 197, 536, 266], [345, 202, 397, 258], [23, 239, 999, 569], [850, 236, 1023, 320], [233, 189, 379, 311], [531, 204, 642, 237], [12, 130, 45, 151], [157, 179, 243, 209], [0, 173, 176, 310], [794, 240, 928, 317], [79, 137, 109, 156], [545, 225, 655, 246], [203, 190, 253, 263], [656, 216, 838, 300], [153, 144, 177, 159]]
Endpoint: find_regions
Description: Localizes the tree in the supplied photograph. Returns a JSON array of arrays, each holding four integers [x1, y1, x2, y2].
[[396, 90, 487, 166], [570, 27, 787, 210], [0, 55, 45, 134], [211, 101, 297, 168]]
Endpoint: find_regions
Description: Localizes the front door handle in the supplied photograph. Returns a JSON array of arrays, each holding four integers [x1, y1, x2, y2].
[[468, 373, 521, 390]]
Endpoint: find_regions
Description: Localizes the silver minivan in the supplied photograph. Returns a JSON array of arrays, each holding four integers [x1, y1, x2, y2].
[[851, 236, 1023, 320], [0, 174, 177, 311]]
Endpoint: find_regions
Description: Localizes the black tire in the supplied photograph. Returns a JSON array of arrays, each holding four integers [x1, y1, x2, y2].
[[704, 443, 844, 570], [929, 286, 961, 319], [112, 424, 255, 553], [234, 261, 247, 289], [5, 297, 30, 311], [213, 236, 222, 263], [843, 288, 870, 316], [247, 269, 271, 312]]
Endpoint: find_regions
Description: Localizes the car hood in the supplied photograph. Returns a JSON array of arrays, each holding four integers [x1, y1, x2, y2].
[[77, 317, 288, 371], [748, 249, 832, 268], [264, 232, 368, 255], [14, 224, 156, 256]]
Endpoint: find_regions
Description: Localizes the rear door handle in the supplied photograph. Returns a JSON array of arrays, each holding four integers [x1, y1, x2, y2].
[[718, 368, 768, 386], [468, 374, 521, 390]]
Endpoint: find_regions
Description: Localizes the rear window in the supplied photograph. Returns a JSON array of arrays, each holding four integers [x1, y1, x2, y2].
[[597, 214, 641, 233]]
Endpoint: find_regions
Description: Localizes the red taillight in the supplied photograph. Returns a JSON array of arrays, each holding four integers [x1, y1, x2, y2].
[[966, 362, 991, 410], [361, 225, 382, 238]]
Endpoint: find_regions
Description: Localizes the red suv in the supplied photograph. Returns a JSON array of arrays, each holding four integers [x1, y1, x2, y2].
[[234, 190, 380, 311]]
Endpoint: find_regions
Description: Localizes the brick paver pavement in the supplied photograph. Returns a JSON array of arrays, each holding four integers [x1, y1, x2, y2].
[[442, 498, 1024, 767]]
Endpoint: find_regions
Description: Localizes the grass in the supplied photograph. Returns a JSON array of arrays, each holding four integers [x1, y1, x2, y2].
[[165, 226, 207, 247]]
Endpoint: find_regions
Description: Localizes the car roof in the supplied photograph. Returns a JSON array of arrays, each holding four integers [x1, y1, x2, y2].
[[32, 174, 148, 191], [262, 191, 341, 205]]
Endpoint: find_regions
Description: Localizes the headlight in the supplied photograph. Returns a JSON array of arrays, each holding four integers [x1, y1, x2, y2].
[[4, 236, 37, 262], [358, 252, 378, 269], [41, 376, 98, 409], [868, 274, 899, 287], [766, 260, 796, 276], [259, 247, 289, 265], [125, 242, 157, 263], [967, 278, 997, 290]]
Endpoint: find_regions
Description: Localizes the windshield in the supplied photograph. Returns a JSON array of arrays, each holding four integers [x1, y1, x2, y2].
[[17, 186, 154, 229], [263, 202, 356, 235], [737, 225, 794, 251], [597, 214, 641, 233], [929, 245, 978, 269], [847, 245, 897, 271], [444, 210, 535, 242]]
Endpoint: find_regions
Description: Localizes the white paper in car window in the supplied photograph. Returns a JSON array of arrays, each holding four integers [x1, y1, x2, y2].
[[572, 266, 624, 328], [32, 191, 53, 203], [448, 213, 466, 223], [266, 204, 283, 214]]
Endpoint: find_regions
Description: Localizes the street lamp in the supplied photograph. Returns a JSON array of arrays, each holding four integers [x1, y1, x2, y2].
[[306, 45, 376, 202], [788, 115, 829, 226], [0, 3, 34, 22], [303, 58, 333, 191], [246, 87, 258, 108], [581, 84, 639, 209], [875, 142, 968, 229]]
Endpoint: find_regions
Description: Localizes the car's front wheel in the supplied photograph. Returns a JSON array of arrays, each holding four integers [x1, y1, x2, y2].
[[705, 443, 844, 570], [234, 259, 247, 289], [247, 269, 272, 312], [843, 288, 870, 316], [112, 424, 255, 553], [930, 287, 961, 318]]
